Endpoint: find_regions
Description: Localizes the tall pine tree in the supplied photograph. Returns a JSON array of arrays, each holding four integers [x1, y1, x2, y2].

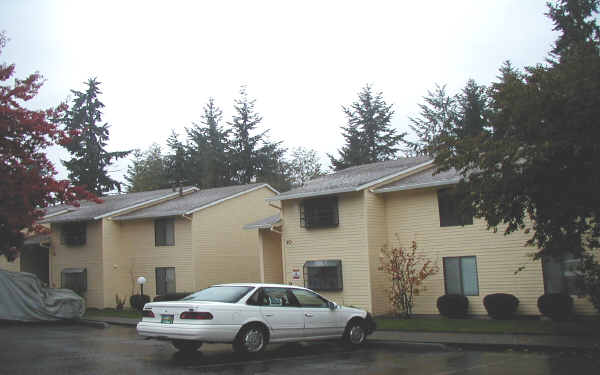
[[329, 85, 404, 170], [405, 84, 456, 156], [228, 86, 287, 188], [186, 98, 230, 188], [125, 144, 171, 192], [62, 78, 130, 195]]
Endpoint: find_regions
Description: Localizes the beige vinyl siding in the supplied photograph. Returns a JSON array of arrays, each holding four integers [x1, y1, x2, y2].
[[0, 257, 20, 272], [192, 186, 278, 290], [120, 217, 194, 301], [382, 188, 597, 316], [281, 192, 371, 310], [50, 221, 104, 308], [364, 190, 389, 315], [260, 229, 283, 284], [101, 220, 132, 307]]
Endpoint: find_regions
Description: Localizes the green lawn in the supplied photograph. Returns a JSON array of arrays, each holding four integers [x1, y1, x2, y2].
[[374, 317, 600, 336], [82, 309, 599, 337]]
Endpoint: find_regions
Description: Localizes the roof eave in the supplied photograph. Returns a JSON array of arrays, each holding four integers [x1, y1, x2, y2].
[[373, 178, 460, 194], [267, 159, 434, 202]]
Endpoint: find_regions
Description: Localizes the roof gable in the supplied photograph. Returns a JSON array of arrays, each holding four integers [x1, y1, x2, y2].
[[268, 156, 432, 201], [112, 183, 277, 221], [39, 187, 198, 224]]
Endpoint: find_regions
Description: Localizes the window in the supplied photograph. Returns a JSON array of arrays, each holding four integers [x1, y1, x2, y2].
[[257, 287, 299, 307], [542, 254, 580, 294], [183, 286, 254, 303], [61, 268, 87, 293], [300, 197, 339, 229], [155, 267, 176, 296], [61, 222, 86, 246], [154, 218, 175, 246], [438, 189, 473, 227], [290, 288, 329, 308], [443, 256, 479, 296], [303, 260, 343, 291]]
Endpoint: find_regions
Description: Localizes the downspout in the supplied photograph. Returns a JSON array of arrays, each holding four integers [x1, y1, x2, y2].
[[181, 214, 193, 221]]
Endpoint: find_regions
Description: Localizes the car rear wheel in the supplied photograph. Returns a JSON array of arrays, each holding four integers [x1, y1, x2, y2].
[[172, 340, 202, 352], [233, 324, 267, 354], [343, 320, 366, 348]]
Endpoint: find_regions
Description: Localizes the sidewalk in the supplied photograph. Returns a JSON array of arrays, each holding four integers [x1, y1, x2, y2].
[[84, 316, 600, 351]]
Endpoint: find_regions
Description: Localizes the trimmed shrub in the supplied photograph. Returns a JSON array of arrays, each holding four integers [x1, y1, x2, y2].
[[483, 293, 519, 319], [130, 294, 150, 311], [537, 293, 574, 321], [436, 294, 469, 318], [153, 292, 191, 302]]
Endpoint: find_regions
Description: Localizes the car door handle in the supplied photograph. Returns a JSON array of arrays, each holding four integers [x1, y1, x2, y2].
[[304, 313, 313, 317], [264, 313, 274, 317]]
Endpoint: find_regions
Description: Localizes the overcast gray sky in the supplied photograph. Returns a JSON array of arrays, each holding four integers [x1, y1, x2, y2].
[[1, 0, 557, 183]]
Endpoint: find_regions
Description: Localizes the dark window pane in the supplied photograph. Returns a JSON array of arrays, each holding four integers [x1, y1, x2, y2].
[[291, 289, 328, 308], [300, 197, 339, 228], [438, 189, 473, 227], [304, 260, 343, 291], [443, 257, 461, 294], [61, 222, 87, 246], [155, 218, 175, 246]]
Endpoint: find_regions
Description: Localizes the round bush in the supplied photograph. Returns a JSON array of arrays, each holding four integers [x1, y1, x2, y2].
[[537, 293, 573, 321], [436, 294, 469, 318], [130, 294, 150, 311], [483, 293, 519, 319]]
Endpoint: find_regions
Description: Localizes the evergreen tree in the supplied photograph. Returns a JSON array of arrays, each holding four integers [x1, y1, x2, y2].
[[436, 0, 600, 260], [125, 144, 171, 192], [405, 84, 456, 156], [455, 79, 489, 138], [0, 32, 97, 260], [228, 86, 286, 187], [165, 131, 190, 188], [61, 78, 130, 196], [329, 85, 404, 170], [186, 98, 230, 188]]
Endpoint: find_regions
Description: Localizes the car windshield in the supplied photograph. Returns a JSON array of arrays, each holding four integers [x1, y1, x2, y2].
[[181, 286, 254, 303]]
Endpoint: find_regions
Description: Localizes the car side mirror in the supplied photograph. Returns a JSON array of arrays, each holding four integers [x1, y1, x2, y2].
[[328, 301, 337, 310]]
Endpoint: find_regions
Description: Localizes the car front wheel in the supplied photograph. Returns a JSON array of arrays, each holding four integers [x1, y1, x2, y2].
[[344, 320, 366, 347], [233, 324, 267, 354], [172, 340, 202, 352]]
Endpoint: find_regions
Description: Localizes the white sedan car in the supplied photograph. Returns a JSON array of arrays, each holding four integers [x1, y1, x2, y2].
[[136, 283, 376, 354]]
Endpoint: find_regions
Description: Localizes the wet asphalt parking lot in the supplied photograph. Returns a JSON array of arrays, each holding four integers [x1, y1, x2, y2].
[[0, 323, 598, 375]]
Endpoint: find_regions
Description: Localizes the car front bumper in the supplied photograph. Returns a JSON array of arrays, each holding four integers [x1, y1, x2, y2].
[[136, 321, 239, 343]]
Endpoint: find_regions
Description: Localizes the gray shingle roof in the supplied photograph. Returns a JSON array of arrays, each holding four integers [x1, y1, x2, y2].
[[269, 156, 433, 201], [243, 214, 281, 230], [113, 183, 272, 221], [373, 167, 460, 193], [39, 187, 197, 224]]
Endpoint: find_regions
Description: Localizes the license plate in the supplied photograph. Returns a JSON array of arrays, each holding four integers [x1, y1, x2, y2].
[[161, 314, 174, 324]]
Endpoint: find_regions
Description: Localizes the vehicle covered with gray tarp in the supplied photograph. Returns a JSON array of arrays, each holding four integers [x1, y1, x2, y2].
[[0, 269, 85, 321]]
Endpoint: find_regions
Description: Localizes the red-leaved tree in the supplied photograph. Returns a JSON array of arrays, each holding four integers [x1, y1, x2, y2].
[[0, 32, 98, 261], [379, 239, 439, 318]]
